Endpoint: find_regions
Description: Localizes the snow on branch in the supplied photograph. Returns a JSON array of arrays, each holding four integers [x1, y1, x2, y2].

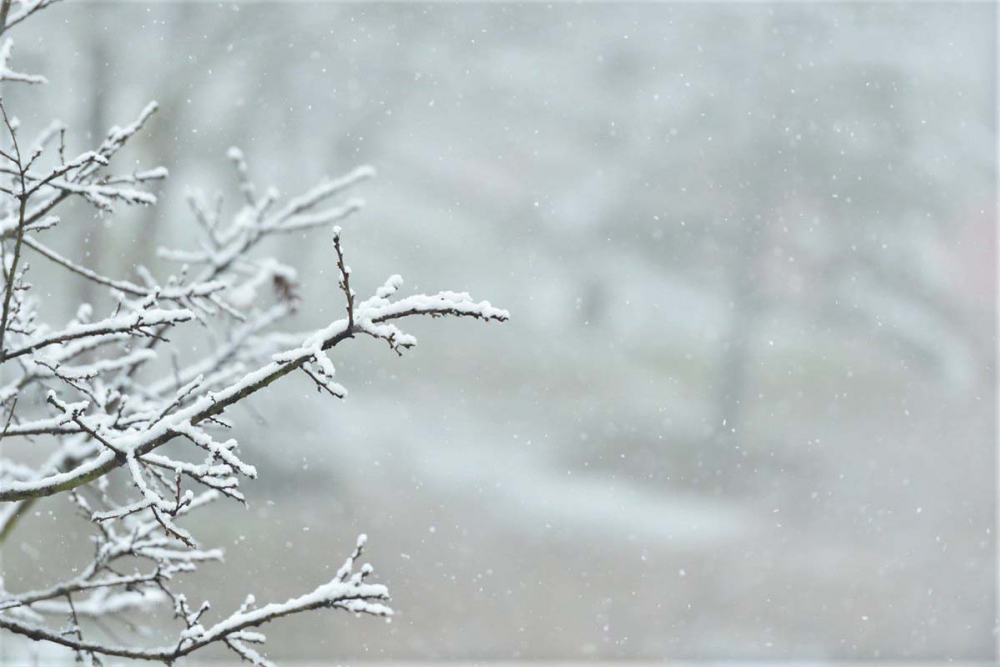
[[0, 0, 63, 34], [0, 39, 45, 84], [0, 534, 389, 663], [0, 1, 507, 663]]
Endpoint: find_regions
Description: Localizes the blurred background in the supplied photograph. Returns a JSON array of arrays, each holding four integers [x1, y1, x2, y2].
[[0, 1, 996, 663]]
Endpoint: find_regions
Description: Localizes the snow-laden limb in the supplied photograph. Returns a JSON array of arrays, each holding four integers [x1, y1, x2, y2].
[[1, 0, 63, 33], [159, 161, 372, 284], [0, 39, 44, 84], [0, 303, 193, 362], [0, 270, 506, 503], [0, 2, 506, 661], [0, 535, 390, 663]]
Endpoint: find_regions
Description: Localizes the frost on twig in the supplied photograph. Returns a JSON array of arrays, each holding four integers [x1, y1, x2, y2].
[[0, 2, 507, 663]]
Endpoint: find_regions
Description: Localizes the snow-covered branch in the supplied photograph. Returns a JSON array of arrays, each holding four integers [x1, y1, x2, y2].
[[0, 2, 507, 663], [0, 534, 388, 663]]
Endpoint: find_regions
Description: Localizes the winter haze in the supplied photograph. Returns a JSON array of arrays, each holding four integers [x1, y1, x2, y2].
[[0, 1, 995, 663]]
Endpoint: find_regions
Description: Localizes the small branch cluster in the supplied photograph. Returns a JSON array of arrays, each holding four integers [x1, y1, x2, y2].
[[0, 3, 508, 664]]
